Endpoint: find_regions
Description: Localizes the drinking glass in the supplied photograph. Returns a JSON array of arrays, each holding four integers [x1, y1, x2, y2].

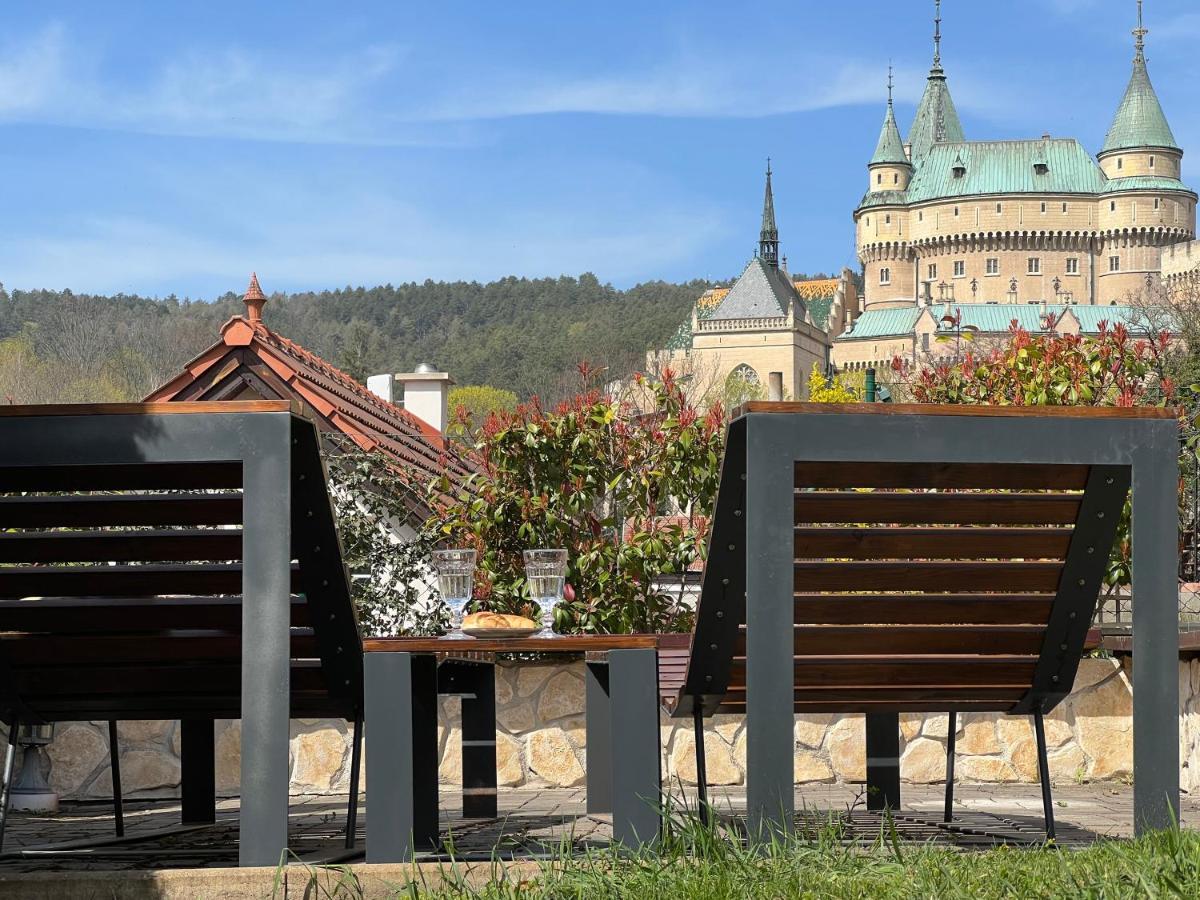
[[432, 548, 476, 639], [524, 548, 568, 638]]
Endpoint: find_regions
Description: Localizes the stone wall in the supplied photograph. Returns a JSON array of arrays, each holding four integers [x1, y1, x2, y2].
[[33, 657, 1200, 800]]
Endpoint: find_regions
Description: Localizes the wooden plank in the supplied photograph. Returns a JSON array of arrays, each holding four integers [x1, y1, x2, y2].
[[737, 401, 1175, 420], [794, 492, 1082, 525], [0, 563, 299, 597], [793, 462, 1088, 491], [18, 693, 352, 721], [0, 596, 310, 632], [14, 663, 330, 697], [715, 700, 1019, 714], [721, 685, 1027, 703], [732, 625, 1046, 657], [792, 561, 1062, 593], [0, 631, 320, 665], [0, 462, 243, 493], [793, 527, 1072, 560], [0, 529, 243, 563], [793, 595, 1053, 625], [0, 400, 298, 417], [364, 635, 659, 653], [728, 656, 1037, 688], [0, 494, 242, 528]]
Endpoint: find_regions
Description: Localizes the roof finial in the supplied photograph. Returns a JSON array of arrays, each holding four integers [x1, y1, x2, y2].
[[759, 160, 779, 269], [933, 0, 942, 69], [243, 272, 267, 323], [1133, 0, 1148, 62], [887, 63, 894, 107]]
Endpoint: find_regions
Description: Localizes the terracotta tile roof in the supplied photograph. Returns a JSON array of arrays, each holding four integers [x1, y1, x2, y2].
[[146, 280, 471, 510]]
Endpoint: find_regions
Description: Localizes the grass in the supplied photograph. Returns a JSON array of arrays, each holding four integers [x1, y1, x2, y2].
[[280, 804, 1200, 900]]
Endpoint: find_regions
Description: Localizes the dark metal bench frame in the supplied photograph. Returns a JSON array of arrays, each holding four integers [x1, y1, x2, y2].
[[673, 403, 1178, 838], [0, 402, 363, 866]]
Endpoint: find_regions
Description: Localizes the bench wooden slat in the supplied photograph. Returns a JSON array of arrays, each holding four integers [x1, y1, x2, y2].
[[0, 462, 243, 493], [793, 492, 1082, 525], [793, 462, 1089, 491], [0, 595, 310, 631], [12, 663, 332, 697], [733, 625, 1046, 656], [0, 494, 243, 528], [793, 595, 1053, 625], [0, 631, 320, 665], [0, 563, 299, 597], [0, 529, 243, 563], [721, 685, 1027, 702], [729, 657, 1037, 688], [716, 699, 1020, 714], [792, 561, 1062, 593], [793, 527, 1072, 560]]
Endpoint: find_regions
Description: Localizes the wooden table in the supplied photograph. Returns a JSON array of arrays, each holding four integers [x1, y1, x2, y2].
[[363, 635, 662, 862]]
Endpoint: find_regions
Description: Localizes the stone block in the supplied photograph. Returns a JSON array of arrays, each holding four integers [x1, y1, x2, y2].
[[956, 755, 1018, 783], [527, 728, 585, 787], [216, 722, 241, 793], [900, 738, 946, 784], [497, 702, 535, 734], [120, 749, 181, 794], [47, 724, 108, 796], [496, 733, 525, 786], [922, 714, 950, 739], [117, 721, 172, 748], [439, 727, 462, 785], [671, 730, 741, 786], [793, 751, 834, 784], [536, 671, 584, 722], [517, 666, 555, 698], [1047, 745, 1087, 783], [827, 716, 865, 782], [291, 726, 348, 793], [995, 717, 1032, 747], [795, 714, 833, 749], [899, 714, 923, 741], [1008, 738, 1040, 782], [956, 716, 1000, 756], [713, 715, 742, 743]]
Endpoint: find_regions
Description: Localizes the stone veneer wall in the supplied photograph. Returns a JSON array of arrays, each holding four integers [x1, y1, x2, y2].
[[34, 658, 1200, 800]]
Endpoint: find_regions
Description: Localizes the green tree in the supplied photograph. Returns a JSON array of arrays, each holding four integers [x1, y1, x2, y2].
[[447, 384, 519, 440]]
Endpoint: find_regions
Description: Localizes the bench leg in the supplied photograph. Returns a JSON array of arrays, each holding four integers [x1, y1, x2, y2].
[[180, 719, 216, 825], [584, 662, 612, 815], [455, 665, 497, 819], [0, 715, 20, 853], [108, 722, 124, 838], [865, 712, 901, 811], [944, 711, 957, 823], [609, 649, 661, 847], [365, 652, 439, 863], [693, 706, 710, 826], [1033, 709, 1055, 841], [344, 712, 363, 849]]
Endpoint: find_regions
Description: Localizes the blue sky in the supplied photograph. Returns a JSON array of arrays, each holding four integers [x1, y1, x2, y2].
[[0, 0, 1196, 298]]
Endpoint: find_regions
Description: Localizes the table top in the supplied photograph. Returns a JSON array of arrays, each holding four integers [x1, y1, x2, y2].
[[363, 634, 660, 654]]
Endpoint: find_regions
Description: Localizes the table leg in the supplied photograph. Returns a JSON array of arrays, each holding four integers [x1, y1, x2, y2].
[[365, 652, 439, 862], [584, 661, 612, 815], [609, 649, 661, 847], [865, 712, 901, 811], [440, 661, 497, 819]]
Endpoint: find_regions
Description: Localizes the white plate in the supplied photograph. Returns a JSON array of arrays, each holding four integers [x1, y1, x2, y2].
[[461, 625, 541, 639]]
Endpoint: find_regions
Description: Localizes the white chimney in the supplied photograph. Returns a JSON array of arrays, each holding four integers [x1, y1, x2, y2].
[[394, 364, 453, 434], [366, 373, 395, 403]]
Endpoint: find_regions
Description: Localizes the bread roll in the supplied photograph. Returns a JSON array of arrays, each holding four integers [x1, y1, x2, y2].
[[463, 611, 538, 630]]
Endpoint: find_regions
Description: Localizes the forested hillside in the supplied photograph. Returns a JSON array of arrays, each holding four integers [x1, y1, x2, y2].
[[0, 274, 711, 404]]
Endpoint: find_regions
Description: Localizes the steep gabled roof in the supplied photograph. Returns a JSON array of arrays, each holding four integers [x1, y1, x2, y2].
[[709, 257, 803, 321], [146, 289, 471, 514]]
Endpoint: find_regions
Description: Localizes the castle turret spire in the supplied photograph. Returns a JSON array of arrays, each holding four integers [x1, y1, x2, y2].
[[1101, 0, 1179, 154], [759, 159, 779, 268], [870, 67, 908, 167], [907, 0, 965, 160]]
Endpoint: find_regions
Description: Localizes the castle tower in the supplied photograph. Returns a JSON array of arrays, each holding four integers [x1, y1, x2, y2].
[[868, 67, 912, 193], [906, 0, 964, 161]]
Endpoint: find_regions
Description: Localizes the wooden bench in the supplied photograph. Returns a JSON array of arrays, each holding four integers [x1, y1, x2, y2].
[[0, 402, 361, 865], [666, 402, 1179, 839]]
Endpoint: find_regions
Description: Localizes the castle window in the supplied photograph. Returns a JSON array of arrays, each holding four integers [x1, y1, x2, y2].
[[921, 333, 930, 352], [1117, 158, 1123, 170], [879, 267, 891, 285], [877, 173, 883, 184], [885, 214, 891, 224], [1110, 201, 1116, 212], [1034, 163, 1049, 176], [1109, 256, 1120, 272], [1154, 198, 1161, 210], [1040, 202, 1047, 214], [1150, 156, 1155, 169], [952, 165, 966, 179], [954, 260, 965, 277], [928, 263, 937, 279], [918, 211, 924, 222], [893, 173, 899, 184], [996, 203, 1002, 213], [954, 206, 960, 217], [986, 257, 999, 275], [1066, 258, 1079, 275], [1062, 202, 1068, 213], [1027, 257, 1041, 275]]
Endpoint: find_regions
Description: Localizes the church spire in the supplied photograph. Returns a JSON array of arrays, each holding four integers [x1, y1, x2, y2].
[[870, 66, 908, 167], [759, 159, 779, 269], [1101, 0, 1179, 154], [907, 0, 965, 160]]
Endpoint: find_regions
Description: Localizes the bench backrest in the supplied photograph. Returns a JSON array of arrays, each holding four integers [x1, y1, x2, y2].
[[0, 403, 361, 724], [671, 403, 1152, 719]]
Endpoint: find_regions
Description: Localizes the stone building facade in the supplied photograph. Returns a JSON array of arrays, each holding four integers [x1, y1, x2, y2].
[[842, 2, 1193, 372], [650, 164, 859, 401]]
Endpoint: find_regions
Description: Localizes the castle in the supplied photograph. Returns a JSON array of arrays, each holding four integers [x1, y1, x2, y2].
[[656, 1, 1192, 395]]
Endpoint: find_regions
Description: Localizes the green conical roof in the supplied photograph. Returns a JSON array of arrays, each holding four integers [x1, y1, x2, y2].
[[1102, 49, 1178, 153], [907, 64, 965, 161], [870, 101, 908, 166]]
